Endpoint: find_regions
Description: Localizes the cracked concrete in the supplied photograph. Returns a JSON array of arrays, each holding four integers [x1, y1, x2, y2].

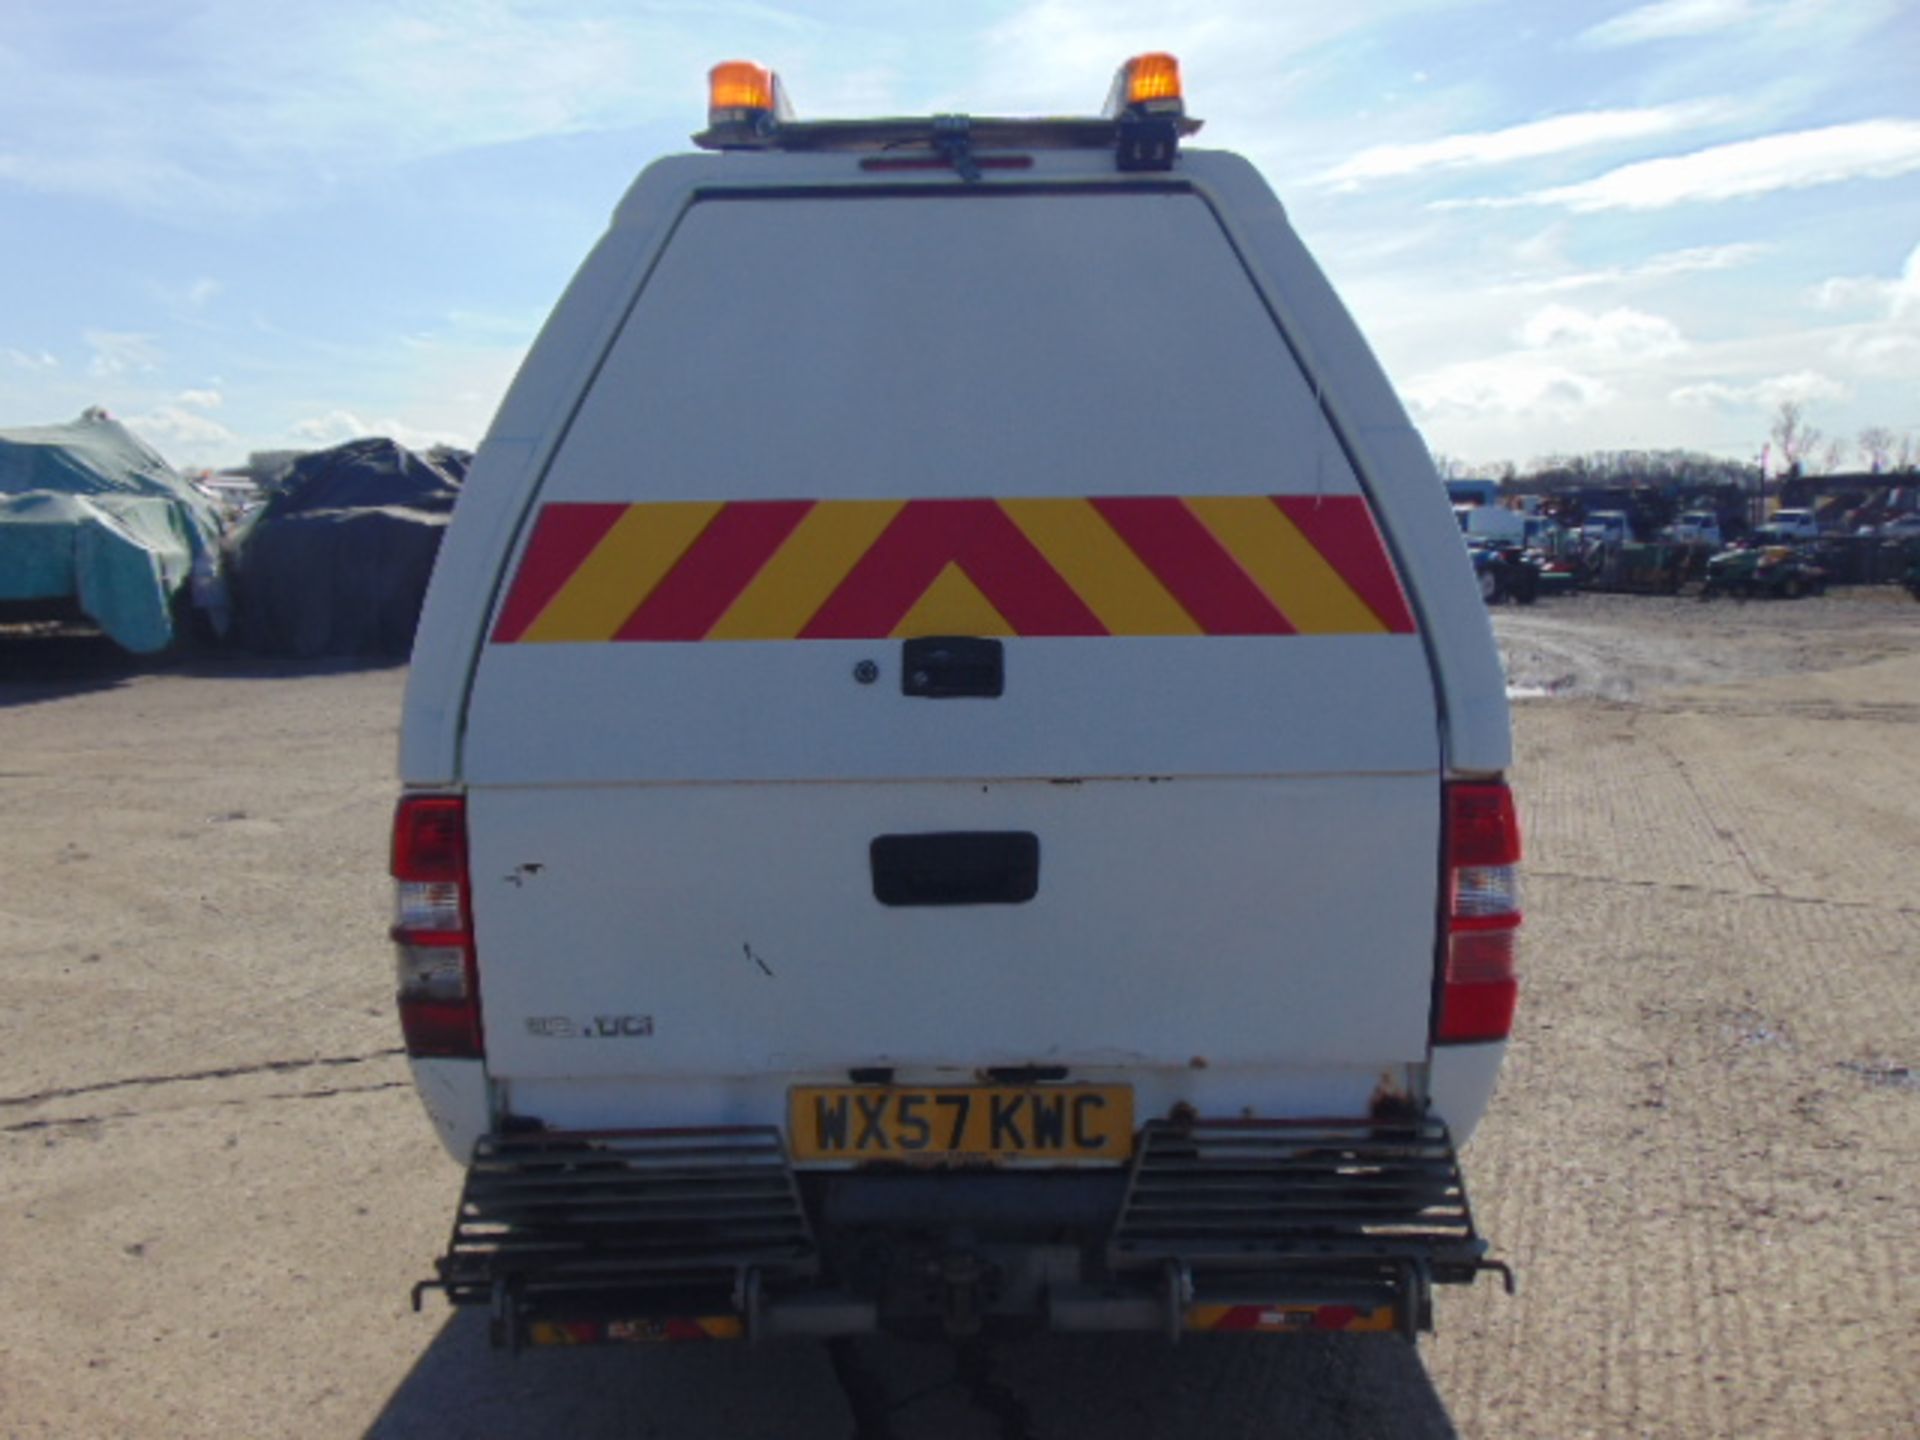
[[0, 1049, 405, 1111], [1526, 867, 1920, 918]]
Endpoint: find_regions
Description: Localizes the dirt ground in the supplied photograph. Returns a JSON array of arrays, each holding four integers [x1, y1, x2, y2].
[[2, 590, 1916, 1439]]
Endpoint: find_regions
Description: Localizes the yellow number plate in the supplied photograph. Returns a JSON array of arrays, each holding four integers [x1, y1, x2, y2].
[[789, 1086, 1134, 1165]]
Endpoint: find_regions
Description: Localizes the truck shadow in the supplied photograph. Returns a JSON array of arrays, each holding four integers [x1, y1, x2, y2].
[[365, 1312, 1458, 1439], [0, 629, 404, 707]]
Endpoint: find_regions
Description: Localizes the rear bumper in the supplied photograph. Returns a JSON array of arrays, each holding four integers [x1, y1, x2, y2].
[[414, 1117, 1511, 1348]]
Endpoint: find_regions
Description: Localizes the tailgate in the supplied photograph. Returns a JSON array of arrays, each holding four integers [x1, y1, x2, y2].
[[470, 771, 1439, 1080]]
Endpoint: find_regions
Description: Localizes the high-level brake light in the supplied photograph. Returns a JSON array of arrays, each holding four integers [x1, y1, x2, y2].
[[1435, 782, 1522, 1044], [391, 794, 483, 1059]]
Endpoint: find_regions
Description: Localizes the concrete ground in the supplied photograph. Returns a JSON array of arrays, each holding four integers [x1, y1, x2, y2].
[[2, 590, 1915, 1438]]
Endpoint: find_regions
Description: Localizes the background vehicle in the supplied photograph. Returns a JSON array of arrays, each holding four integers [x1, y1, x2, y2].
[[1759, 508, 1820, 542], [1467, 539, 1540, 603], [1454, 502, 1526, 546], [397, 56, 1519, 1351], [1668, 510, 1722, 547], [1702, 543, 1826, 598], [1580, 509, 1633, 547]]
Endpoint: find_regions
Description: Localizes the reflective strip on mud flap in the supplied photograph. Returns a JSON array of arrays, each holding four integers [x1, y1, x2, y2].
[[527, 1316, 745, 1346], [1186, 1304, 1399, 1334], [490, 496, 1416, 643]]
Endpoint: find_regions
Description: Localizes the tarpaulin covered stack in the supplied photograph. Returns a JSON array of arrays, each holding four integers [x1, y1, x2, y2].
[[227, 438, 467, 657], [0, 411, 224, 654]]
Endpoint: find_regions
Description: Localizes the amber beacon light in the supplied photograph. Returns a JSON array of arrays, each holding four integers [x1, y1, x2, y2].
[[1111, 52, 1184, 113], [706, 60, 792, 134]]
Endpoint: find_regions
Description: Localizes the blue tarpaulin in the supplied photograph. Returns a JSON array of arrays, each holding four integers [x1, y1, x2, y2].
[[227, 438, 466, 657]]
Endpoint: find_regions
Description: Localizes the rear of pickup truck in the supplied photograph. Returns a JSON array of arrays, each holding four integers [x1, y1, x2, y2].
[[396, 74, 1518, 1348]]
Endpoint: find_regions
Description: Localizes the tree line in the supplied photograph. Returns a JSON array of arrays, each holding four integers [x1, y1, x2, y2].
[[1437, 401, 1919, 489]]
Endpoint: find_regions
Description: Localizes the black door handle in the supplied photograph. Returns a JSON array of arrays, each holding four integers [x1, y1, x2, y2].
[[901, 636, 1003, 698]]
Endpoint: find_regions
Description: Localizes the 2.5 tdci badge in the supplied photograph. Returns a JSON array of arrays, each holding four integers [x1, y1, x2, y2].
[[525, 1014, 654, 1039]]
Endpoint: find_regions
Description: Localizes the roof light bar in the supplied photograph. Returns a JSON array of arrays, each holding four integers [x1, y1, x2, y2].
[[691, 54, 1199, 171]]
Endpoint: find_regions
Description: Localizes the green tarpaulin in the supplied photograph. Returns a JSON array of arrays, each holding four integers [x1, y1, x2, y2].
[[0, 411, 222, 653]]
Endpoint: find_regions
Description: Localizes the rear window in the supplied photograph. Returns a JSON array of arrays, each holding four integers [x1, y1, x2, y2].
[[537, 191, 1367, 506]]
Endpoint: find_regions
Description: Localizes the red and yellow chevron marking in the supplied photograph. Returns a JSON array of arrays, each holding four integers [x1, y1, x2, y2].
[[1186, 1303, 1399, 1334], [491, 496, 1415, 644]]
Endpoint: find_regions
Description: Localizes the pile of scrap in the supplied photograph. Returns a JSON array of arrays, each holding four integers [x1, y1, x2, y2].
[[226, 438, 467, 657], [0, 409, 225, 653]]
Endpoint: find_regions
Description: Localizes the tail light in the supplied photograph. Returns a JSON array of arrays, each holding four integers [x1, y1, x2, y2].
[[391, 794, 483, 1058], [1435, 781, 1522, 1044]]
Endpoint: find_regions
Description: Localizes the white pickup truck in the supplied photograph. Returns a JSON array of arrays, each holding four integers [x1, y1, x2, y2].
[[1669, 510, 1723, 548], [1759, 508, 1820, 542], [396, 56, 1520, 1349]]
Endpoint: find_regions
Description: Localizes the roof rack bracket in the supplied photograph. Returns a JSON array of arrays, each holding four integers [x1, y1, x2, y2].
[[1115, 113, 1181, 172], [932, 115, 983, 182]]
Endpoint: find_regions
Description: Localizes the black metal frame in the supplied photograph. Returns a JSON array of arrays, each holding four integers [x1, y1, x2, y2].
[[1109, 1117, 1513, 1340], [412, 1127, 818, 1348], [416, 1116, 1510, 1347], [692, 113, 1205, 177]]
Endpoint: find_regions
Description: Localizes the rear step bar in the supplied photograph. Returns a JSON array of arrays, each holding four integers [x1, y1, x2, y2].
[[412, 1126, 822, 1349], [415, 1118, 1510, 1348], [1104, 1117, 1514, 1340]]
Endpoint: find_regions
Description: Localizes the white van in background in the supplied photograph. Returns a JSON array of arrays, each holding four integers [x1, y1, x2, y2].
[[1762, 508, 1820, 542], [1453, 502, 1526, 545], [1669, 510, 1722, 548], [1581, 509, 1633, 547], [396, 56, 1520, 1349]]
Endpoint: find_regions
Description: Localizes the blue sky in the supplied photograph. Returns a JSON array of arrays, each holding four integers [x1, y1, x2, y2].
[[3, 0, 1917, 473]]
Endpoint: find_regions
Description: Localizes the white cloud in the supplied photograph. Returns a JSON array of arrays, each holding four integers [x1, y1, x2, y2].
[[126, 404, 240, 451], [1454, 120, 1920, 212], [1508, 242, 1768, 294], [288, 410, 374, 447], [1812, 245, 1920, 379], [6, 348, 59, 371], [145, 276, 225, 312], [1400, 300, 1687, 421], [1811, 242, 1920, 319], [0, 4, 728, 215], [177, 388, 223, 410], [148, 276, 222, 313], [287, 408, 469, 452], [1517, 304, 1688, 357], [1830, 330, 1920, 372], [1580, 0, 1758, 47], [968, 0, 1459, 149], [1670, 370, 1849, 408], [1811, 276, 1885, 311], [1321, 103, 1722, 188], [1405, 358, 1614, 422], [84, 330, 163, 379]]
